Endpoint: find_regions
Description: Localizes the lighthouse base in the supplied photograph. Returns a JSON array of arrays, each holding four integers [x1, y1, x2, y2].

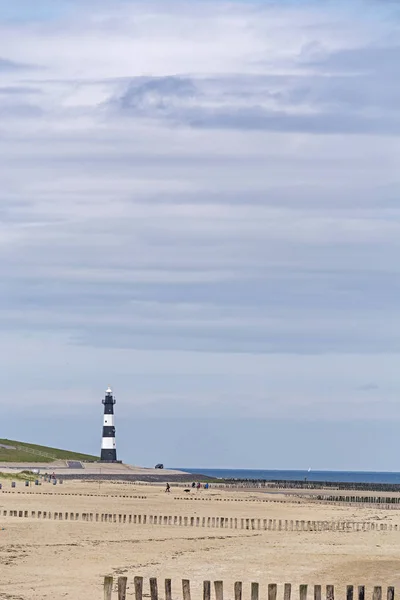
[[100, 449, 117, 462]]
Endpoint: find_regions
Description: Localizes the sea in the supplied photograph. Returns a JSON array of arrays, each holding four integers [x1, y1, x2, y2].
[[176, 468, 400, 484]]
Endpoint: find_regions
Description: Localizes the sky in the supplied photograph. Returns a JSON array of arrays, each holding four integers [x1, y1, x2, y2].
[[1, 0, 400, 471]]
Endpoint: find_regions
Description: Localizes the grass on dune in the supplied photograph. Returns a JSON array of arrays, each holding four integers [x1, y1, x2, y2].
[[0, 470, 37, 482], [0, 439, 99, 463]]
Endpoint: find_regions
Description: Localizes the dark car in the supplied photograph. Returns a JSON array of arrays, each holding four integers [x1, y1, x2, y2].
[[155, 463, 164, 469]]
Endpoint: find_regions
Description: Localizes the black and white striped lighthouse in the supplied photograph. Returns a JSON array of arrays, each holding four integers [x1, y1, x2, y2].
[[100, 386, 117, 462]]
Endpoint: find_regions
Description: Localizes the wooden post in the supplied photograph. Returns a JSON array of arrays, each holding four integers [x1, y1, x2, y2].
[[165, 579, 172, 600], [134, 577, 143, 600], [327, 585, 334, 600], [300, 585, 307, 600], [150, 578, 158, 600], [358, 586, 365, 600], [314, 586, 321, 600], [215, 581, 223, 600], [203, 581, 211, 600], [387, 587, 394, 600], [268, 584, 277, 600], [234, 582, 242, 600], [373, 588, 382, 600], [284, 584, 291, 600], [118, 577, 127, 600], [183, 579, 191, 600], [251, 582, 259, 600], [347, 586, 354, 600], [104, 576, 113, 600]]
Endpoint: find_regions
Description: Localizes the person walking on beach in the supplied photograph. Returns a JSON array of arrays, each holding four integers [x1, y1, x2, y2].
[[165, 482, 170, 493]]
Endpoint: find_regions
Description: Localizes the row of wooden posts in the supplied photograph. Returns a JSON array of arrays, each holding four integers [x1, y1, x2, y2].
[[103, 577, 395, 600], [3, 509, 396, 531], [2, 489, 286, 504], [211, 481, 400, 493], [1, 490, 147, 499], [174, 497, 300, 504], [316, 495, 400, 506], [4, 489, 400, 510]]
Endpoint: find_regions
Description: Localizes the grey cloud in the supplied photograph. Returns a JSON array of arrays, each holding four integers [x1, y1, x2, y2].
[[1, 0, 400, 430], [112, 76, 198, 113], [188, 107, 400, 135], [357, 383, 380, 391], [0, 101, 43, 117], [303, 44, 400, 76], [0, 56, 36, 71], [0, 86, 43, 96], [1, 258, 400, 354], [109, 67, 400, 134]]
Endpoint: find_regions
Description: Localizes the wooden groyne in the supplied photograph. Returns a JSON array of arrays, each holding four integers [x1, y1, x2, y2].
[[216, 480, 400, 493], [3, 490, 400, 511], [315, 495, 400, 507], [102, 576, 395, 600], [2, 509, 396, 531]]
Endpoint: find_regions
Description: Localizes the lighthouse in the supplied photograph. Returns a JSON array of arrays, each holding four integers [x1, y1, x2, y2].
[[100, 386, 117, 462]]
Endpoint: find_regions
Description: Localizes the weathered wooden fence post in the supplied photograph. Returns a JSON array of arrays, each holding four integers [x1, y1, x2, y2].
[[358, 586, 365, 600], [347, 585, 354, 600], [268, 583, 277, 600], [234, 582, 242, 600], [203, 581, 211, 600], [118, 577, 127, 600], [150, 578, 158, 600], [327, 585, 334, 600], [215, 581, 223, 600], [387, 587, 395, 600], [183, 579, 191, 600], [165, 579, 172, 600], [300, 584, 308, 600], [134, 577, 143, 600], [251, 582, 259, 600], [104, 576, 113, 600], [314, 585, 321, 600], [284, 584, 291, 600]]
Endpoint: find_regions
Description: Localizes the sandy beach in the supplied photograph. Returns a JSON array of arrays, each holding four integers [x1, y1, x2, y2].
[[0, 479, 400, 599]]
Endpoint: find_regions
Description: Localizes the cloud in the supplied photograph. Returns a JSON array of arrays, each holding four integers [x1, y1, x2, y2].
[[0, 0, 400, 432], [113, 76, 198, 112], [357, 383, 380, 392], [0, 56, 34, 71]]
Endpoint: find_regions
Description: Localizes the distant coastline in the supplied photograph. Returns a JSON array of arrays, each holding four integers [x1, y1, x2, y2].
[[175, 468, 400, 485]]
